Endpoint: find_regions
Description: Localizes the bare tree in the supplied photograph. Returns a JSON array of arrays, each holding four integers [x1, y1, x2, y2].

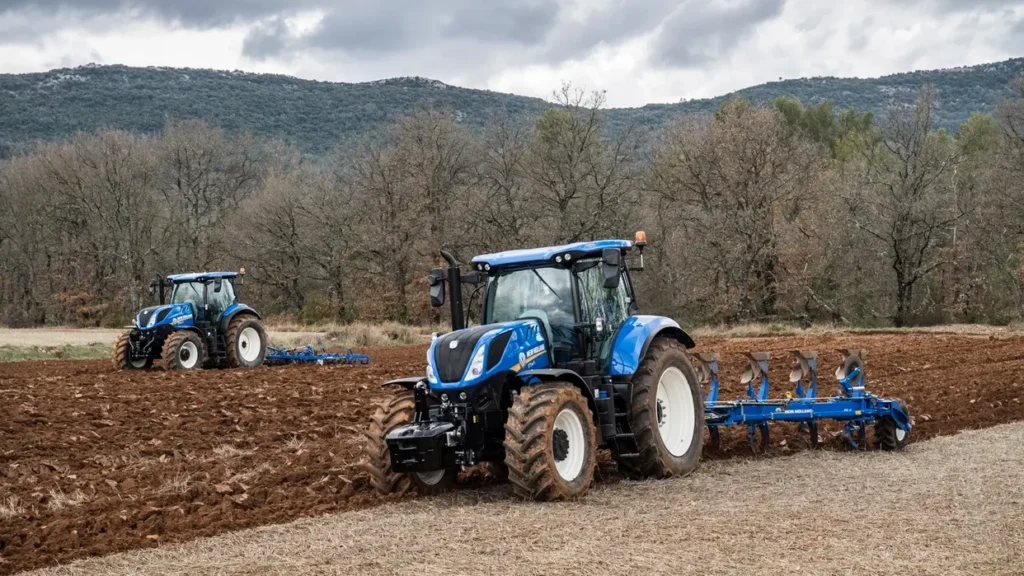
[[842, 87, 963, 326], [156, 121, 263, 269], [524, 85, 643, 243], [647, 100, 825, 321]]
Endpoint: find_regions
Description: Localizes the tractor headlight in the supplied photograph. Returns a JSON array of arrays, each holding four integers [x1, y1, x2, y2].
[[467, 345, 486, 379], [426, 349, 437, 384]]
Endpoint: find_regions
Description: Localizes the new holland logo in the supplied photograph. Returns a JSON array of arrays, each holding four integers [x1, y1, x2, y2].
[[449, 340, 459, 349]]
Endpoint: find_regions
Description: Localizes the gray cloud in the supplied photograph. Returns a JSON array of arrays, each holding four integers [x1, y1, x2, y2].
[[443, 0, 559, 45], [542, 0, 682, 62], [243, 0, 564, 61], [0, 0, 309, 27], [651, 0, 787, 68]]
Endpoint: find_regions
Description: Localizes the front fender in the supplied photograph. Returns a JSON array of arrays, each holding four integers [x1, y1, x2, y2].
[[383, 377, 426, 390], [608, 316, 695, 376]]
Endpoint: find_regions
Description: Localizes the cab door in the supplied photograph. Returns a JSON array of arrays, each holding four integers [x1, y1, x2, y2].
[[575, 260, 633, 368]]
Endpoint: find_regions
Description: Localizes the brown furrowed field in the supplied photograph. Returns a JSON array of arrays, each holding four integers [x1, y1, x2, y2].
[[2, 331, 1024, 574]]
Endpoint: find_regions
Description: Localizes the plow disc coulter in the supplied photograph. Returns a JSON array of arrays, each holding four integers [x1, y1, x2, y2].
[[691, 349, 911, 451]]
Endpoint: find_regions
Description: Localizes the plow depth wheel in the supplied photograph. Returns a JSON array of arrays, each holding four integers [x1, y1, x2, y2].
[[876, 403, 911, 451], [112, 330, 151, 370], [160, 331, 204, 371], [226, 316, 267, 368], [617, 337, 704, 478], [504, 382, 597, 501]]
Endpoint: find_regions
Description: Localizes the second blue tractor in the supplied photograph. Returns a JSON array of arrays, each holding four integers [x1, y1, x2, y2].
[[112, 271, 267, 371]]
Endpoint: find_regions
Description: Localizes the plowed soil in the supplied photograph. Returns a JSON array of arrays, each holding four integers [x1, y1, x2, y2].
[[2, 332, 1023, 574]]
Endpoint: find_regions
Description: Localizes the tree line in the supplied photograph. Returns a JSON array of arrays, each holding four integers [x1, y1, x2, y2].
[[2, 81, 1024, 329]]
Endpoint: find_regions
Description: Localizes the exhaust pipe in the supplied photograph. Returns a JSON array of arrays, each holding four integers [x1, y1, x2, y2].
[[441, 250, 465, 331]]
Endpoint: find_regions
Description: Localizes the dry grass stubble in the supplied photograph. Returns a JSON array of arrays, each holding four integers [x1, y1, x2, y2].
[[30, 423, 1024, 576]]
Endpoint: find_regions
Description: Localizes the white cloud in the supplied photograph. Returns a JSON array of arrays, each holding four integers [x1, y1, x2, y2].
[[0, 0, 1021, 107]]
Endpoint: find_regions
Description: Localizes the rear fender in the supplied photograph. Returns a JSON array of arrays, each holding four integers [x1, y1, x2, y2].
[[219, 304, 262, 335], [609, 316, 695, 376]]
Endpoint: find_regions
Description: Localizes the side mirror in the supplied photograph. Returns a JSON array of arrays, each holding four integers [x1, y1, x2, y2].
[[148, 281, 157, 296], [214, 278, 223, 293], [602, 248, 621, 289], [429, 268, 446, 308]]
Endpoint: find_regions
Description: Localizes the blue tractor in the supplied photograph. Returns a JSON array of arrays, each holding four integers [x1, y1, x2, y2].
[[112, 270, 267, 371], [363, 234, 706, 501]]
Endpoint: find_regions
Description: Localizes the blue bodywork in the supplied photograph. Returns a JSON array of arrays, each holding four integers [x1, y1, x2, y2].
[[136, 303, 195, 331], [472, 240, 632, 270], [427, 319, 550, 390], [608, 316, 693, 376]]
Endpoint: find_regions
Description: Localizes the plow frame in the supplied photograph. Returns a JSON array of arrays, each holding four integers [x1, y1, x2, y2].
[[691, 349, 911, 450], [265, 345, 370, 366]]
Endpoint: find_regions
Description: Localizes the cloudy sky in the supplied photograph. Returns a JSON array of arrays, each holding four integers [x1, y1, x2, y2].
[[0, 0, 1022, 107]]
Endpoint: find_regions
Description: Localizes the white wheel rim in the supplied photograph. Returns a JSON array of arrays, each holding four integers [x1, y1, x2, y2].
[[553, 408, 586, 482], [179, 341, 199, 369], [238, 326, 261, 362], [656, 367, 696, 457], [417, 470, 446, 485], [895, 427, 907, 442], [130, 356, 148, 368]]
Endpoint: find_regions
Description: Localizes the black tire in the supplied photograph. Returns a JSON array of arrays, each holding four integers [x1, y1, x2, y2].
[[112, 330, 151, 370], [875, 407, 910, 451], [159, 331, 205, 371], [362, 389, 416, 495], [410, 467, 459, 494], [504, 382, 597, 501], [225, 316, 267, 368], [616, 338, 704, 478]]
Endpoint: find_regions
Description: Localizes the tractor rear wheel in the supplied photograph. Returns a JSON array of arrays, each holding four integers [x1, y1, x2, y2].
[[112, 330, 151, 370], [225, 316, 267, 368], [616, 337, 704, 479], [504, 382, 597, 501], [160, 331, 205, 371], [363, 389, 416, 495]]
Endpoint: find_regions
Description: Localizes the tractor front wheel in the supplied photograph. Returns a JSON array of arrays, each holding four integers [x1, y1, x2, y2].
[[226, 316, 267, 368], [160, 331, 205, 371], [363, 389, 416, 496], [504, 382, 597, 501], [112, 330, 151, 370], [616, 337, 704, 479]]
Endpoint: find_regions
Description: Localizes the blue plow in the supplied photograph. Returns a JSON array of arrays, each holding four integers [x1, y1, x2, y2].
[[690, 349, 910, 450], [265, 345, 370, 366]]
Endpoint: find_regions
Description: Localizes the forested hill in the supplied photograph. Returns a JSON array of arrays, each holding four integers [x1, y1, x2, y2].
[[2, 58, 1024, 155]]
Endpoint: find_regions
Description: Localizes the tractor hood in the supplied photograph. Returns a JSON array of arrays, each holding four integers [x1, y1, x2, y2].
[[427, 319, 550, 389], [136, 303, 195, 331]]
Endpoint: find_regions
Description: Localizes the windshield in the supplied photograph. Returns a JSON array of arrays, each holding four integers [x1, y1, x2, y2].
[[170, 280, 236, 318], [486, 267, 575, 350], [171, 282, 204, 309]]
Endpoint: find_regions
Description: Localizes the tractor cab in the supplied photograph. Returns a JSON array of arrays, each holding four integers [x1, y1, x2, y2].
[[158, 271, 243, 326], [470, 239, 638, 371]]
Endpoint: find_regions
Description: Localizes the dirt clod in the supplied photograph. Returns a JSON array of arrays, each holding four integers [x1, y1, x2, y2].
[[1, 333, 1023, 574]]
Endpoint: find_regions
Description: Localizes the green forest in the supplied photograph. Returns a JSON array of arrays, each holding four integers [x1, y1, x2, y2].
[[2, 58, 1024, 156], [3, 59, 1024, 329]]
